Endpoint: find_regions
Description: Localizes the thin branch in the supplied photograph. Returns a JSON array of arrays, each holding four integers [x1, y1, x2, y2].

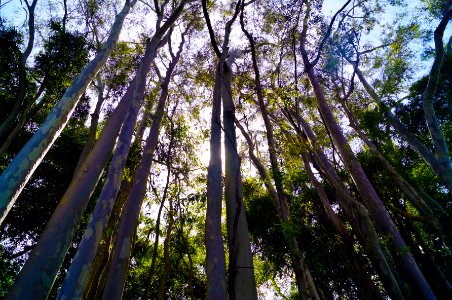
[[311, 0, 352, 66], [201, 0, 221, 57]]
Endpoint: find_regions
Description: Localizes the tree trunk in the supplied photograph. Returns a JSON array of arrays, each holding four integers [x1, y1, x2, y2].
[[299, 23, 435, 296], [5, 12, 174, 300], [141, 162, 172, 300], [421, 5, 452, 187], [56, 70, 143, 299], [352, 65, 452, 191], [296, 110, 405, 299], [101, 28, 186, 299], [0, 0, 137, 224], [341, 101, 451, 248], [157, 199, 174, 300], [74, 76, 106, 176], [240, 7, 317, 298], [222, 56, 257, 300], [235, 120, 317, 300]]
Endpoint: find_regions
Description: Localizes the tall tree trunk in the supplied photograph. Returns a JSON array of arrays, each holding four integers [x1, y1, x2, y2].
[[56, 70, 143, 299], [421, 4, 452, 187], [351, 65, 452, 191], [74, 76, 106, 176], [0, 0, 137, 224], [5, 12, 174, 300], [89, 178, 133, 300], [157, 198, 174, 300], [202, 0, 242, 298], [293, 115, 404, 299], [101, 29, 186, 299], [299, 5, 434, 295], [240, 7, 317, 298], [341, 101, 451, 248], [235, 120, 317, 300], [222, 55, 257, 300]]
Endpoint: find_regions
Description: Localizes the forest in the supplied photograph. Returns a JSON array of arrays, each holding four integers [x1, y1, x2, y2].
[[0, 0, 451, 299]]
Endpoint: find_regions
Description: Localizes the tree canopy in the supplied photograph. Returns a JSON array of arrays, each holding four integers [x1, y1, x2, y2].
[[0, 0, 451, 299]]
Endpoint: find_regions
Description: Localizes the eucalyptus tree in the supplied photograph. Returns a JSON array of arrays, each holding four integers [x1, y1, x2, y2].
[[296, 0, 434, 298], [202, 0, 256, 298], [5, 1, 188, 298], [0, 0, 137, 224], [336, 1, 452, 191], [101, 22, 188, 299]]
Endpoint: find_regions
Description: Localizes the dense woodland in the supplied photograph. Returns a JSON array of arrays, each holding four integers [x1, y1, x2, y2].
[[0, 0, 451, 299]]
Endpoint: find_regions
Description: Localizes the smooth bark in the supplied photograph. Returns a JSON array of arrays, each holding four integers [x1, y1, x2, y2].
[[0, 0, 137, 224], [203, 1, 242, 298], [6, 13, 170, 300], [101, 28, 185, 299], [299, 3, 435, 297], [222, 54, 257, 300], [421, 3, 452, 187]]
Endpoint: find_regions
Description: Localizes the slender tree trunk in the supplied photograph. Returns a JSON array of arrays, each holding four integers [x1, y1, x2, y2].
[[5, 14, 174, 300], [157, 199, 174, 300], [142, 163, 172, 300], [57, 71, 143, 299], [299, 14, 435, 295], [235, 120, 317, 300], [341, 102, 451, 248], [222, 55, 257, 300], [74, 76, 105, 176], [421, 4, 452, 186], [240, 7, 318, 298], [300, 151, 383, 300], [352, 66, 452, 191], [90, 178, 133, 300], [101, 30, 186, 299], [0, 0, 137, 224], [293, 115, 404, 299], [202, 0, 243, 297], [205, 60, 228, 300], [0, 0, 37, 142], [57, 9, 186, 298]]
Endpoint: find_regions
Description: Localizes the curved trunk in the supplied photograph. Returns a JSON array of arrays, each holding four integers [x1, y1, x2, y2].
[[341, 102, 451, 248], [296, 116, 403, 299], [421, 7, 452, 187]]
